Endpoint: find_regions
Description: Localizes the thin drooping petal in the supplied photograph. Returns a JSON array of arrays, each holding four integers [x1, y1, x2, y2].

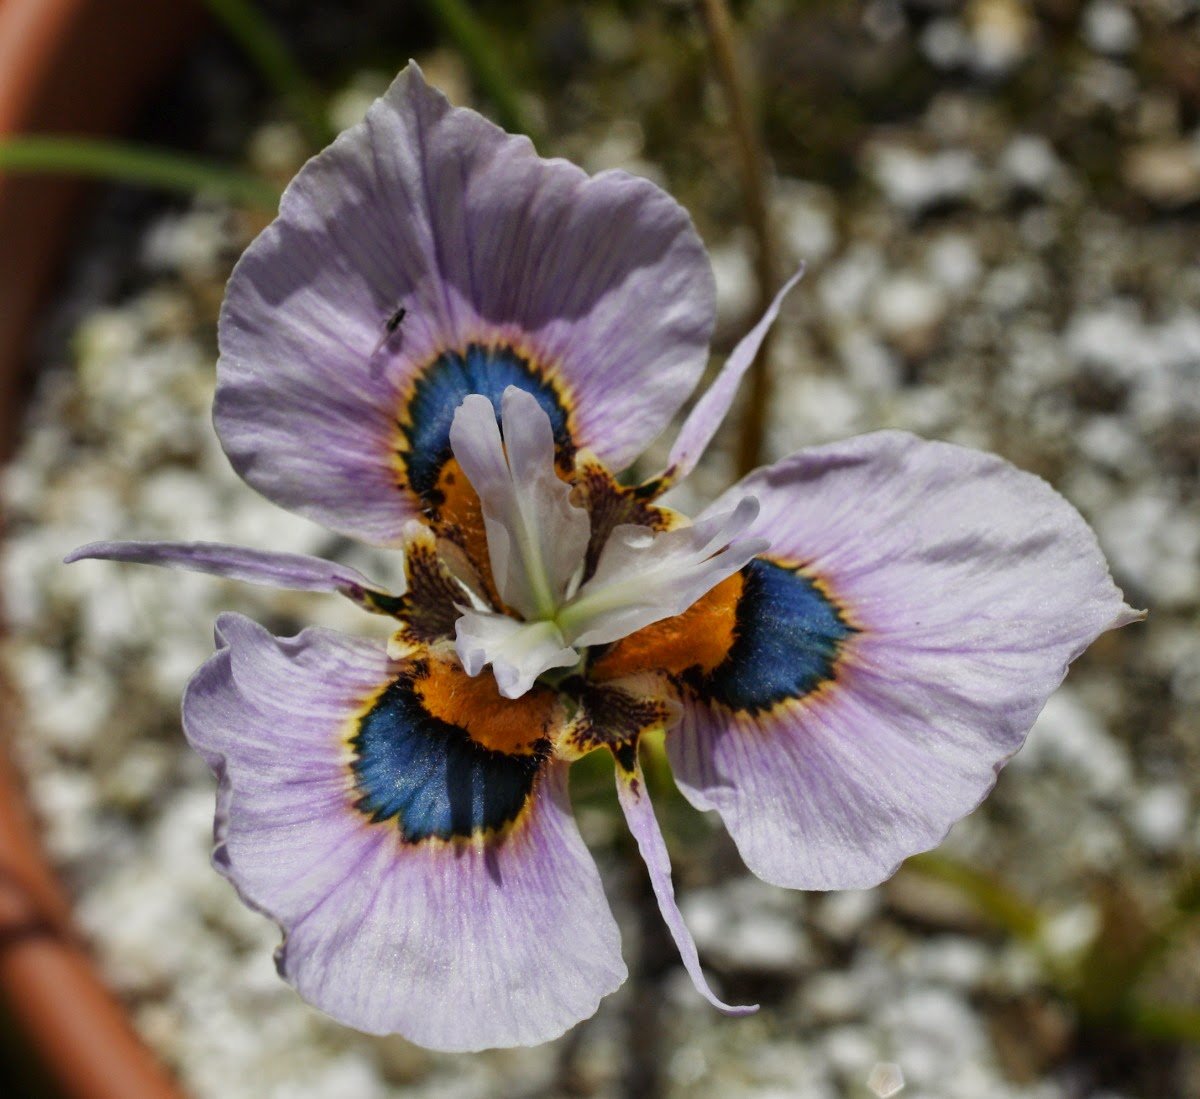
[[64, 540, 391, 609], [450, 388, 589, 619], [667, 431, 1142, 891], [455, 609, 579, 700], [215, 63, 715, 546], [614, 763, 757, 1017], [653, 267, 805, 489], [558, 498, 768, 648], [184, 614, 625, 1049]]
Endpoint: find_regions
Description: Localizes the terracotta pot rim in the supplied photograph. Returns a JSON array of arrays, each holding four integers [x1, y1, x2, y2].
[[0, 2, 204, 1096]]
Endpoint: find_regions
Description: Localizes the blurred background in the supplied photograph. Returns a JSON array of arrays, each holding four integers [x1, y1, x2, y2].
[[0, 0, 1197, 1096]]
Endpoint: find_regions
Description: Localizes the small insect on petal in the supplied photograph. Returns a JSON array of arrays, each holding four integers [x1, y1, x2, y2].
[[369, 304, 408, 360]]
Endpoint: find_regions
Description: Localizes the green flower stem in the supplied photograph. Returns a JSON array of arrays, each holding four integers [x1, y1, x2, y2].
[[640, 731, 675, 796], [422, 0, 539, 141], [698, 0, 779, 477], [0, 137, 280, 211], [202, 0, 332, 148]]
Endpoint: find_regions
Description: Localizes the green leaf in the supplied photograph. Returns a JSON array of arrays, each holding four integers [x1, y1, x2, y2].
[[202, 0, 332, 148], [421, 0, 540, 142], [903, 851, 1044, 941], [0, 137, 280, 211]]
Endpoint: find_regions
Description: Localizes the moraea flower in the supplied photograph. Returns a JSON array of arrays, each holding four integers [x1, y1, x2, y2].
[[68, 65, 1140, 1051]]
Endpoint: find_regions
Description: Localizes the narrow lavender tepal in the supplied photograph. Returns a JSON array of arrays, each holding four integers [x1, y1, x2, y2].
[[64, 540, 394, 608], [65, 61, 1140, 1051]]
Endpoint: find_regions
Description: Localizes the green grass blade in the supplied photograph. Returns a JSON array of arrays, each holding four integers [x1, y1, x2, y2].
[[422, 0, 539, 141], [202, 0, 331, 148], [0, 137, 280, 211], [904, 851, 1044, 941]]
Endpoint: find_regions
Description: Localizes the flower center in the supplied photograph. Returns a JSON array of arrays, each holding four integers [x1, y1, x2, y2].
[[447, 386, 768, 698]]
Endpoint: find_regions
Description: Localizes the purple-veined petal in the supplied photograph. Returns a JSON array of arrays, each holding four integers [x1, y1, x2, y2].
[[654, 267, 805, 488], [64, 540, 391, 610], [184, 613, 626, 1049], [450, 388, 590, 619], [558, 497, 768, 648], [215, 63, 715, 546], [455, 609, 579, 699], [614, 762, 757, 1017], [669, 430, 1141, 891]]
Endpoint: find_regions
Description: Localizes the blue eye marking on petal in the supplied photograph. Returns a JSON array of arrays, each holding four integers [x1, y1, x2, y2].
[[350, 669, 545, 842], [399, 342, 573, 502], [694, 558, 855, 714]]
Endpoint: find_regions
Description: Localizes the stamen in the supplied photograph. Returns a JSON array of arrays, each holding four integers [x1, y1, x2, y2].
[[445, 387, 768, 697]]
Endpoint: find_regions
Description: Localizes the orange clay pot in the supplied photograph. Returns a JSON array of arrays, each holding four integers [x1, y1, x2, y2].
[[0, 1, 204, 1095]]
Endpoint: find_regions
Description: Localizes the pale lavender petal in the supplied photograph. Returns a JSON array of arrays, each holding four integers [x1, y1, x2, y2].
[[454, 609, 579, 699], [669, 431, 1142, 891], [559, 497, 767, 648], [64, 540, 389, 607], [614, 764, 756, 1017], [184, 613, 625, 1049], [658, 267, 804, 486], [215, 63, 714, 545], [450, 388, 590, 619]]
